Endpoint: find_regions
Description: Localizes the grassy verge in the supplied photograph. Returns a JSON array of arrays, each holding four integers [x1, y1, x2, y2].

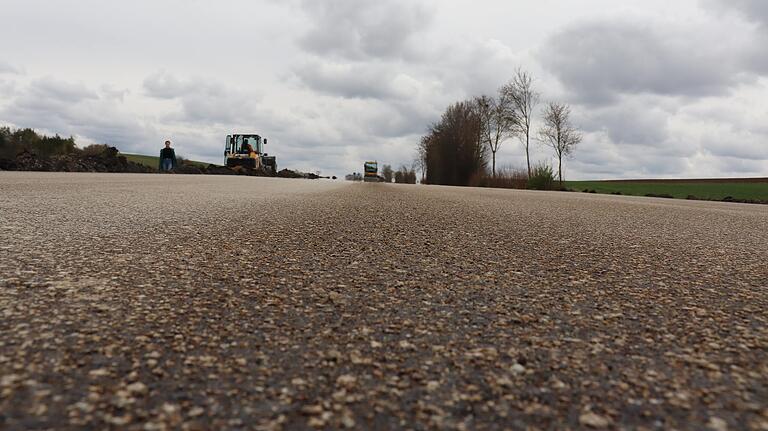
[[567, 180, 768, 202], [120, 153, 212, 169]]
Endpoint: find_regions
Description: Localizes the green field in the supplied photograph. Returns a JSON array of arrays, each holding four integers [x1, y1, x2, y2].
[[120, 153, 213, 169], [567, 180, 768, 202]]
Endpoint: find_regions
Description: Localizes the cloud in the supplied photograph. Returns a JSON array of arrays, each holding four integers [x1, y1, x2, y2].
[[2, 79, 155, 152], [568, 130, 693, 178], [539, 20, 749, 105], [438, 38, 522, 98], [29, 77, 99, 103], [706, 0, 768, 27], [576, 96, 673, 148], [297, 0, 432, 61], [0, 79, 15, 97], [703, 0, 768, 74], [143, 72, 198, 100], [143, 71, 264, 126], [293, 59, 426, 101], [0, 61, 21, 75]]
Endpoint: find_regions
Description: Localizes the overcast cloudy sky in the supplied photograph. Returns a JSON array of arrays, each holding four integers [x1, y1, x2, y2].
[[1, 0, 766, 178]]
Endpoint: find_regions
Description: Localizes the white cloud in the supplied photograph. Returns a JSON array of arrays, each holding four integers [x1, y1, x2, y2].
[[297, 0, 433, 61], [0, 60, 22, 75], [539, 20, 753, 105], [293, 60, 423, 101]]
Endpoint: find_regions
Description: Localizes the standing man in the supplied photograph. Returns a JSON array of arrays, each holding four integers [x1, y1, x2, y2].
[[159, 140, 177, 172]]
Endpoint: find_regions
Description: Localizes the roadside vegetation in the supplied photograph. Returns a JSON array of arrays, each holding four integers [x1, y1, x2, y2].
[[362, 69, 569, 189], [414, 68, 578, 191], [568, 180, 768, 203], [0, 127, 77, 159]]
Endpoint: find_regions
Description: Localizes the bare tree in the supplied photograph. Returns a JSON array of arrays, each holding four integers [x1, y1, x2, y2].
[[381, 164, 393, 183], [394, 165, 417, 184], [474, 92, 517, 178], [415, 137, 428, 183], [503, 69, 540, 178], [538, 102, 582, 187]]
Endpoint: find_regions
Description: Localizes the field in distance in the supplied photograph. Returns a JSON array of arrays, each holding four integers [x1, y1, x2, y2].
[[567, 178, 768, 202], [120, 153, 213, 169]]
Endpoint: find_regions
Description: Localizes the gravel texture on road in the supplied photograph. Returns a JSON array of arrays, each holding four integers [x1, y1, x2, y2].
[[1, 172, 767, 430]]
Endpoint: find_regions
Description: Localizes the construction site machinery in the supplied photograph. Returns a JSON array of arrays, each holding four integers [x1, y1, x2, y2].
[[224, 134, 277, 174], [364, 161, 379, 182]]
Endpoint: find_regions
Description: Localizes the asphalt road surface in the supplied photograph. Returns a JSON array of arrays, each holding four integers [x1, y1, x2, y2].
[[1, 172, 766, 430]]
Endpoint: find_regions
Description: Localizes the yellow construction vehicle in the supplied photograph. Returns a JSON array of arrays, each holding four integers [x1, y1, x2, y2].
[[224, 134, 277, 174], [364, 161, 379, 182]]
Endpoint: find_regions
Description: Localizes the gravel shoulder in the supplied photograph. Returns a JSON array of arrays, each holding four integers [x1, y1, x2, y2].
[[1, 172, 767, 430]]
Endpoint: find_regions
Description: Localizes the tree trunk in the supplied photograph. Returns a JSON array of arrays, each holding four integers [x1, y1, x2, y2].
[[525, 132, 531, 178], [492, 151, 497, 178], [558, 156, 563, 188]]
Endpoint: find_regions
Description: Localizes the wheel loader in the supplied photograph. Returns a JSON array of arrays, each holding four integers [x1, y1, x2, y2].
[[224, 134, 277, 174], [364, 161, 379, 182]]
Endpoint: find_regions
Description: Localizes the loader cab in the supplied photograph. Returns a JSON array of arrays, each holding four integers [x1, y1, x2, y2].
[[226, 134, 266, 156]]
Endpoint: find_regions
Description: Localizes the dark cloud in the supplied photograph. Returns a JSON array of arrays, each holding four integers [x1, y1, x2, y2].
[[707, 0, 768, 27], [297, 0, 432, 61], [705, 0, 768, 73], [539, 20, 745, 105], [576, 98, 671, 147]]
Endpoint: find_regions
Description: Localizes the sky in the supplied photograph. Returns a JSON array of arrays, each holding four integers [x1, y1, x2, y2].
[[0, 0, 766, 179]]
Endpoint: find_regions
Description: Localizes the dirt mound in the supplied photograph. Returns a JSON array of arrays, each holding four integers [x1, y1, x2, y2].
[[277, 168, 304, 178], [277, 169, 331, 179], [203, 165, 237, 175], [2, 148, 153, 173], [173, 164, 205, 175]]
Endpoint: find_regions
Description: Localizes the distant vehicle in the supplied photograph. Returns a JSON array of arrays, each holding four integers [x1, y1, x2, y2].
[[364, 161, 379, 182], [225, 134, 277, 174]]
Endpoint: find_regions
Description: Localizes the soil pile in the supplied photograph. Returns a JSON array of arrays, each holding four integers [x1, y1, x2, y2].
[[0, 147, 152, 173], [277, 169, 335, 180]]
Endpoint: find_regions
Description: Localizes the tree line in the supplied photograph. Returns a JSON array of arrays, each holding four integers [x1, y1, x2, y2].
[[0, 127, 77, 159], [416, 69, 581, 188]]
